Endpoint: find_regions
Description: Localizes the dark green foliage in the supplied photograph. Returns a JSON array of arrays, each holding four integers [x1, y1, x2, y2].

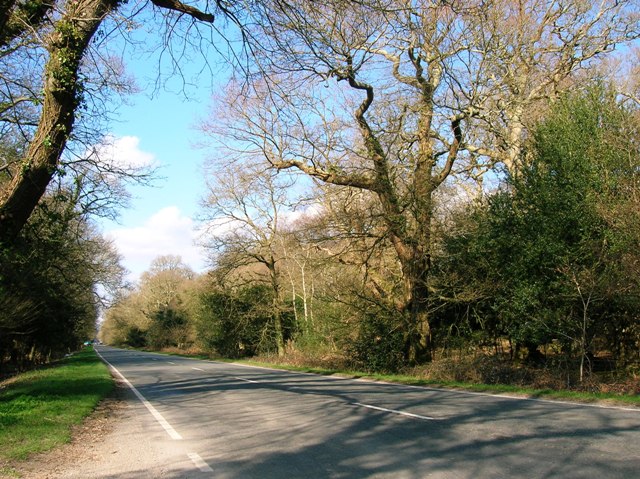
[[434, 85, 640, 372], [348, 307, 405, 373], [146, 305, 189, 350], [197, 284, 295, 358], [0, 193, 112, 374], [124, 326, 147, 348]]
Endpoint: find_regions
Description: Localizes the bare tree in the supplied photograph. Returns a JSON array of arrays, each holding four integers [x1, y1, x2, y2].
[[210, 1, 475, 362], [461, 0, 640, 172], [201, 0, 639, 363], [200, 160, 299, 356], [280, 229, 315, 335]]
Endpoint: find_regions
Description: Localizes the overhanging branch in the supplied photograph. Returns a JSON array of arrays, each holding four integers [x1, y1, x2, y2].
[[150, 0, 215, 22]]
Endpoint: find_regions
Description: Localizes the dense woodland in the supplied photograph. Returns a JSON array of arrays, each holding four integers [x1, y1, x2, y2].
[[2, 1, 640, 388], [100, 86, 640, 387]]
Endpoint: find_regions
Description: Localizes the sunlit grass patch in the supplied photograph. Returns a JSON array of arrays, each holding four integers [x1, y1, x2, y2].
[[0, 347, 113, 461]]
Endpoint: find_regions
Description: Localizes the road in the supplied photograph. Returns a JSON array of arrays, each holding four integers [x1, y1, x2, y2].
[[90, 345, 640, 478]]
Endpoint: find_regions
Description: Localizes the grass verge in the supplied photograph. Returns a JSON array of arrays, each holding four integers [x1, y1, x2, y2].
[[0, 346, 113, 464]]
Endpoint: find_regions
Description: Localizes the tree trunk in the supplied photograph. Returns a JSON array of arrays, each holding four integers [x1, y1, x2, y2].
[[300, 262, 310, 334], [0, 0, 215, 243], [0, 0, 119, 243], [504, 105, 525, 174], [399, 251, 433, 364], [267, 261, 285, 356], [399, 104, 439, 364], [273, 306, 285, 356]]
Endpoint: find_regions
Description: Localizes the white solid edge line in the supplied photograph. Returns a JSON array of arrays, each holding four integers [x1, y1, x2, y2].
[[94, 349, 183, 440], [188, 452, 214, 472], [353, 402, 438, 421]]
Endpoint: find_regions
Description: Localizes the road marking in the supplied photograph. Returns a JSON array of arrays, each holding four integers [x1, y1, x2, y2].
[[353, 402, 438, 421], [167, 361, 176, 365], [94, 350, 183, 440], [219, 359, 639, 412], [192, 367, 205, 372], [188, 452, 213, 472], [235, 376, 259, 383]]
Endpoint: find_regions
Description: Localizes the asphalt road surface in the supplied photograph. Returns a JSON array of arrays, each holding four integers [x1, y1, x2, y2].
[[93, 345, 640, 478]]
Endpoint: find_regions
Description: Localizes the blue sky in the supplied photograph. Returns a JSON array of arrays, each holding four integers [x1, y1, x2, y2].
[[97, 59, 226, 281], [79, 1, 253, 282]]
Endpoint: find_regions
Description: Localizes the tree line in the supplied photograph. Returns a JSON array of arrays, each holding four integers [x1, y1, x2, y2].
[[101, 85, 640, 383], [0, 184, 124, 373]]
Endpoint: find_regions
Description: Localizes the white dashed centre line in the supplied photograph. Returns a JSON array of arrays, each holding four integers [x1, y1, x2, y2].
[[353, 402, 438, 421], [235, 377, 259, 383], [188, 452, 213, 472], [192, 367, 205, 372]]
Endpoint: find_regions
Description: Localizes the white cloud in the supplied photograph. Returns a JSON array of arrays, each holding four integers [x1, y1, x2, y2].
[[106, 206, 207, 281], [93, 135, 156, 170], [281, 202, 323, 226]]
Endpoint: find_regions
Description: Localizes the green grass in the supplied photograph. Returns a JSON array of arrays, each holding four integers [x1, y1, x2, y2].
[[0, 347, 114, 462], [236, 360, 640, 407]]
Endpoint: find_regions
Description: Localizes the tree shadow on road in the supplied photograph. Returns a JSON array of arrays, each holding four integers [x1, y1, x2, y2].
[[124, 368, 640, 479]]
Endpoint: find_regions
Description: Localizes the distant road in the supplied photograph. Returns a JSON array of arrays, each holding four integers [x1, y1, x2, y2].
[[95, 345, 640, 478]]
